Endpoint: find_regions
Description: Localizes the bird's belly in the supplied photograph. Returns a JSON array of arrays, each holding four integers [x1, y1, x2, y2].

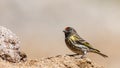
[[65, 41, 83, 54]]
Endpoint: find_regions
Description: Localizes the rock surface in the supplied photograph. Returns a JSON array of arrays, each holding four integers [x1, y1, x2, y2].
[[0, 55, 103, 68], [0, 26, 27, 63]]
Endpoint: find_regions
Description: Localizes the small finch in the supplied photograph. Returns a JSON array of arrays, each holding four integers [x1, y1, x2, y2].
[[63, 27, 108, 58]]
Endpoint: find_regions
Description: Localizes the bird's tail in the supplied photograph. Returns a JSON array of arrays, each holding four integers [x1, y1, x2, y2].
[[95, 52, 108, 58], [91, 49, 108, 58]]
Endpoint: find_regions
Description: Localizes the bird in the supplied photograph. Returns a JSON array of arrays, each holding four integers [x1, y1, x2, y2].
[[63, 27, 108, 58]]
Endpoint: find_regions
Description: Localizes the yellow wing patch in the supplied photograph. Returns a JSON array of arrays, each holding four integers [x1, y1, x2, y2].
[[70, 35, 76, 41]]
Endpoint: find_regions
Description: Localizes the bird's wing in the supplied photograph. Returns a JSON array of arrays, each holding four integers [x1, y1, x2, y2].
[[71, 34, 100, 52]]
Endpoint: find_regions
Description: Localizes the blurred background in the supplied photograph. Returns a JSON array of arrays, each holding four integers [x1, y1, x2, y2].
[[0, 0, 120, 68]]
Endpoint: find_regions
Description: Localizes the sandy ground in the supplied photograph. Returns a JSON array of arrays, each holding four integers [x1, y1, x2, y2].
[[0, 55, 103, 68]]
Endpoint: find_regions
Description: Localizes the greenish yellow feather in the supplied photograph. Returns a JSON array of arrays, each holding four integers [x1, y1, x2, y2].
[[70, 34, 100, 52], [70, 35, 76, 41]]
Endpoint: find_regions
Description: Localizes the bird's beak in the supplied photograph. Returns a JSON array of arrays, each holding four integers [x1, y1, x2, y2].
[[63, 30, 66, 32]]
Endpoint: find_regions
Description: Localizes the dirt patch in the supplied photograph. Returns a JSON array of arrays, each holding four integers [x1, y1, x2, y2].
[[0, 55, 103, 68]]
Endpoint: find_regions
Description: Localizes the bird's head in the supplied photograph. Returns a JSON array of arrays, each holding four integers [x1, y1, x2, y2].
[[63, 27, 77, 37]]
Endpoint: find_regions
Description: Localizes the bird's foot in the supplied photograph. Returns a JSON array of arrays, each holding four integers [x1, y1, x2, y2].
[[80, 55, 87, 59]]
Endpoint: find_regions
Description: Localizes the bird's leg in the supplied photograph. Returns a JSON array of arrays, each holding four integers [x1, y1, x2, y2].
[[81, 55, 85, 59], [66, 53, 79, 57], [81, 51, 87, 59]]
